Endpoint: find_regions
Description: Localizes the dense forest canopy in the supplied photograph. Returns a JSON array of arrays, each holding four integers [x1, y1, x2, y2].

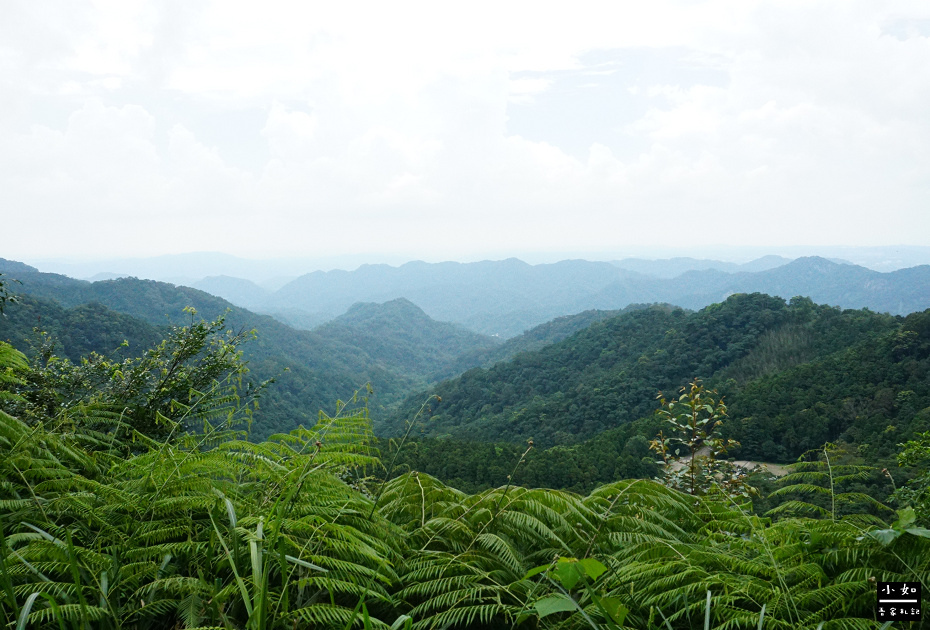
[[386, 294, 928, 461]]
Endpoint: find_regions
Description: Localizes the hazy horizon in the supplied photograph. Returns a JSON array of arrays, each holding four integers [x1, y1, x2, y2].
[[8, 244, 929, 286]]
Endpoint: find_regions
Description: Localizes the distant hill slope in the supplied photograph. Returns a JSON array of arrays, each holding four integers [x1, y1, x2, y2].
[[611, 255, 791, 278], [225, 256, 930, 337], [384, 294, 917, 454], [659, 257, 930, 313], [313, 298, 499, 376], [0, 294, 166, 362], [430, 305, 663, 381], [0, 262, 499, 439], [0, 258, 39, 275], [191, 275, 270, 310]]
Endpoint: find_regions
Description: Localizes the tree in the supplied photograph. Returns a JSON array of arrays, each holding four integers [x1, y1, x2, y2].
[[649, 378, 747, 497], [13, 307, 262, 443], [0, 272, 19, 315]]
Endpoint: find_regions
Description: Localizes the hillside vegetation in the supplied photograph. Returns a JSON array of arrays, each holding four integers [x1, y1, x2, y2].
[[386, 294, 920, 450], [1, 312, 929, 629], [0, 263, 497, 439]]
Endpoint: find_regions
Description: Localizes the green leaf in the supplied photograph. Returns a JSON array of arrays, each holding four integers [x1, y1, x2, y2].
[[389, 614, 412, 630], [285, 555, 328, 572], [577, 558, 608, 580], [534, 594, 577, 618], [553, 560, 583, 590], [523, 564, 551, 580], [16, 592, 40, 630], [904, 526, 930, 539], [868, 528, 902, 546], [894, 507, 917, 529], [597, 596, 628, 625]]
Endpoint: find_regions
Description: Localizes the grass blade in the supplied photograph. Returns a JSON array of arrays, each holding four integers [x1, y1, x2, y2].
[[15, 592, 40, 630], [704, 590, 711, 630]]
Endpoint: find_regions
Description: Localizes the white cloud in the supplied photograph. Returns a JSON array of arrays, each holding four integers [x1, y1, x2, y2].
[[1, 0, 930, 261], [508, 77, 553, 104]]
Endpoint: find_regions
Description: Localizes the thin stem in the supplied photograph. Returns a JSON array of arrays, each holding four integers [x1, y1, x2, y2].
[[368, 395, 437, 519], [494, 442, 533, 516]]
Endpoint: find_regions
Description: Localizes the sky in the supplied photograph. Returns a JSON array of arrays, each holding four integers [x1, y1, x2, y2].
[[2, 1, 930, 267]]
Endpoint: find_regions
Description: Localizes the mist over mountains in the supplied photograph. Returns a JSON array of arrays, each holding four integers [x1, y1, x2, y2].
[[192, 256, 930, 337], [8, 254, 930, 340]]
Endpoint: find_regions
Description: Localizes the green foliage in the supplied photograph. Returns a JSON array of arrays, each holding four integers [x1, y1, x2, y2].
[[2, 385, 930, 628], [765, 444, 893, 525], [867, 507, 930, 546], [0, 272, 21, 315], [895, 430, 930, 524], [5, 309, 260, 442], [650, 379, 748, 498], [0, 341, 28, 405], [0, 390, 390, 629]]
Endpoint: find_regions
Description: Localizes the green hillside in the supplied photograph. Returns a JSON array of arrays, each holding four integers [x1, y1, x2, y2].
[[726, 307, 930, 461], [0, 294, 166, 361], [429, 307, 648, 381], [0, 264, 497, 439], [313, 298, 499, 375], [385, 294, 912, 452], [380, 297, 930, 496]]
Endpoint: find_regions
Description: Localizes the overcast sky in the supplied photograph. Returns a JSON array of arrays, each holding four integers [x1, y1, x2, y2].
[[2, 1, 930, 265]]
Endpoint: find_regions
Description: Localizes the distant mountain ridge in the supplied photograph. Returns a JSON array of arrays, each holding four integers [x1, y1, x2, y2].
[[192, 275, 270, 309], [610, 254, 794, 277], [190, 256, 930, 337], [659, 257, 930, 312], [9, 255, 930, 338]]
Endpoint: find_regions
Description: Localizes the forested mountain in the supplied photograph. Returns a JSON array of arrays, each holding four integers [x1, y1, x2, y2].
[[190, 256, 930, 337], [314, 298, 499, 376], [0, 294, 166, 362], [385, 295, 930, 468], [0, 261, 495, 438], [430, 305, 655, 381]]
